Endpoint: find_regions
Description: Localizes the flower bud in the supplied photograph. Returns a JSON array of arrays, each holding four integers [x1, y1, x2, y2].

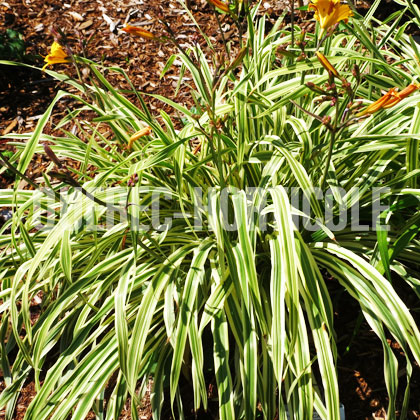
[[128, 173, 139, 187], [322, 115, 332, 126], [325, 82, 336, 91], [44, 144, 63, 168], [306, 82, 326, 95], [296, 52, 307, 62], [121, 25, 158, 40], [127, 126, 152, 149], [352, 64, 360, 81], [208, 0, 230, 12], [316, 51, 340, 78], [341, 79, 352, 95]]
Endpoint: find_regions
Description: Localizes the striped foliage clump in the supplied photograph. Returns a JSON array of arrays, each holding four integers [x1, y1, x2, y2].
[[1, 0, 420, 419]]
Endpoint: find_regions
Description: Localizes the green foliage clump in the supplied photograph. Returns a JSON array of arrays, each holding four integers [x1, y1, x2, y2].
[[0, 29, 25, 61]]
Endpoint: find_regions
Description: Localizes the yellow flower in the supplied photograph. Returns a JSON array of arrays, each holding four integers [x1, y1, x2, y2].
[[358, 84, 419, 116], [42, 41, 70, 71], [316, 51, 340, 78], [121, 25, 157, 40], [208, 0, 230, 12], [309, 0, 353, 37]]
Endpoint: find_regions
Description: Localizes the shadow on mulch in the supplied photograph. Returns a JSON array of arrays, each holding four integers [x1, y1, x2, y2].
[[331, 274, 420, 420]]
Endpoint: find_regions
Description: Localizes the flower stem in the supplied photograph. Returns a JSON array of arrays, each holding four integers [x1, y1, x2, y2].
[[320, 129, 335, 190], [321, 88, 340, 190]]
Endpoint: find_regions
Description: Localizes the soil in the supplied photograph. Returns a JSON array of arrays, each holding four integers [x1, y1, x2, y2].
[[1, 0, 420, 419]]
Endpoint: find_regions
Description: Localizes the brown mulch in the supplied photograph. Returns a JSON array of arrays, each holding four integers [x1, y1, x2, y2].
[[2, 0, 420, 419], [0, 0, 217, 136]]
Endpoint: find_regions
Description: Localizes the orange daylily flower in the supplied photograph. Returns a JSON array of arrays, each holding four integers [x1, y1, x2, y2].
[[316, 51, 340, 78], [42, 41, 70, 71], [128, 126, 152, 149], [309, 0, 353, 37], [379, 90, 402, 110], [382, 84, 419, 108], [358, 84, 419, 116], [121, 25, 157, 40], [208, 0, 230, 12]]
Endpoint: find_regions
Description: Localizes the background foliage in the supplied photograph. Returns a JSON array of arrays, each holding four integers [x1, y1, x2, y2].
[[0, 29, 25, 61]]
